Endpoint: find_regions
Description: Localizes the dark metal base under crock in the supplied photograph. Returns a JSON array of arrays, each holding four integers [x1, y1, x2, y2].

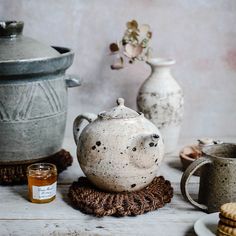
[[0, 149, 73, 185], [68, 176, 173, 217]]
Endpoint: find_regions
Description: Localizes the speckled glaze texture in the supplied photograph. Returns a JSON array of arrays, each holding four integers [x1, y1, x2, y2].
[[73, 98, 164, 192], [137, 58, 184, 154], [181, 143, 236, 213]]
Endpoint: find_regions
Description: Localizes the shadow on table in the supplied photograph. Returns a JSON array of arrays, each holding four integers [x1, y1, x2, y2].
[[57, 184, 74, 207], [57, 184, 91, 215], [167, 158, 184, 173], [184, 226, 196, 236], [7, 184, 29, 202]]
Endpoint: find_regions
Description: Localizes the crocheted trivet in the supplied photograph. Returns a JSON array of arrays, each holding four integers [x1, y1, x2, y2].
[[68, 176, 173, 217], [0, 149, 73, 185]]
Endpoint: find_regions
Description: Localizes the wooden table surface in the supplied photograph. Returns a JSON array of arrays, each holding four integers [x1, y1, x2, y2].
[[1, 137, 232, 236]]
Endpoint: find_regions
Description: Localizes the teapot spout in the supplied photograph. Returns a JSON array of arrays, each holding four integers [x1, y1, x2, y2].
[[143, 134, 160, 148], [129, 133, 163, 169]]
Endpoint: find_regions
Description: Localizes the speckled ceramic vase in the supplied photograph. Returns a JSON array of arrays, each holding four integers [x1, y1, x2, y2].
[[137, 58, 184, 154], [181, 143, 236, 213]]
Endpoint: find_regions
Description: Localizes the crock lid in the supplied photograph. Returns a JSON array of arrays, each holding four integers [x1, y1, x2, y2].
[[0, 21, 60, 62], [99, 98, 140, 119]]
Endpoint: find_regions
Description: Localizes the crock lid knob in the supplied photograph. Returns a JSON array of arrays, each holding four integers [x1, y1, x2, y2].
[[0, 21, 24, 37]]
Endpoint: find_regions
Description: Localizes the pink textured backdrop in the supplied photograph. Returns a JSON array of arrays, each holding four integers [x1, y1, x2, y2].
[[0, 0, 236, 140]]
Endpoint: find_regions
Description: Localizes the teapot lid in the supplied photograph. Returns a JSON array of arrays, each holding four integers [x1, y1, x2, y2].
[[99, 98, 140, 119]]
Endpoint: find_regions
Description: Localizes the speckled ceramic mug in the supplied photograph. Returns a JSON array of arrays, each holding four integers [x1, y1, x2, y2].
[[181, 143, 236, 213]]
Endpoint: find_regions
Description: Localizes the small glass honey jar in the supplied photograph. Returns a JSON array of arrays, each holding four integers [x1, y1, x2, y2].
[[27, 163, 57, 203]]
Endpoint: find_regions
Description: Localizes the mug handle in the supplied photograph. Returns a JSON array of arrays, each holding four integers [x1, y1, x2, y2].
[[73, 113, 97, 145], [180, 157, 212, 211]]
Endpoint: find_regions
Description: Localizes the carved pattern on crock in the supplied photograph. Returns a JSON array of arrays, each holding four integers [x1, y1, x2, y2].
[[0, 100, 10, 121], [13, 83, 37, 121], [0, 81, 64, 122], [39, 80, 62, 113], [137, 90, 184, 129]]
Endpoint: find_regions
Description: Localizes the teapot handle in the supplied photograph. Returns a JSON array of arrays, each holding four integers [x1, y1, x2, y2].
[[73, 113, 97, 145]]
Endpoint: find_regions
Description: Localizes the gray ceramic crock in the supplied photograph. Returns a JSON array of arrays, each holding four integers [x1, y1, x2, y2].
[[181, 143, 236, 213], [0, 21, 81, 164]]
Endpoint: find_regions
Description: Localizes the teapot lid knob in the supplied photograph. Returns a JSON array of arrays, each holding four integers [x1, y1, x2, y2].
[[99, 97, 139, 119], [117, 98, 125, 106]]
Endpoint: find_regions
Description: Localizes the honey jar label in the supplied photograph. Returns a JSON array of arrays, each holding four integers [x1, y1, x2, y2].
[[32, 182, 57, 200]]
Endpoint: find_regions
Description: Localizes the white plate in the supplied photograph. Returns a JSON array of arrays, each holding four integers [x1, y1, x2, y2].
[[194, 212, 219, 236]]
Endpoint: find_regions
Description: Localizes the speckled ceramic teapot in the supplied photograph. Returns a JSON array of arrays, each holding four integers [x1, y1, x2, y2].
[[73, 98, 164, 192]]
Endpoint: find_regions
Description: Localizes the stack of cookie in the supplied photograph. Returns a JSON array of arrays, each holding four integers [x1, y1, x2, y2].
[[217, 203, 236, 236]]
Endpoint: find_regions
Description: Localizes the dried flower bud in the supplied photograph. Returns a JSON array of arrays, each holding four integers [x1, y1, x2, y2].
[[111, 56, 124, 70], [124, 44, 143, 59], [126, 20, 138, 30], [122, 39, 127, 46], [109, 43, 119, 53], [139, 24, 150, 34], [147, 31, 152, 39], [109, 19, 153, 70]]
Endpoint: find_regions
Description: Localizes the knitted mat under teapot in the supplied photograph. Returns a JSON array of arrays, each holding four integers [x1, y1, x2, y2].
[[68, 176, 173, 217], [0, 149, 73, 185]]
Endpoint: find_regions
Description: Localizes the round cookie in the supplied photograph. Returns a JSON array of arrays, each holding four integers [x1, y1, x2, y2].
[[220, 203, 236, 221], [217, 229, 232, 236], [218, 221, 236, 236], [220, 214, 236, 227]]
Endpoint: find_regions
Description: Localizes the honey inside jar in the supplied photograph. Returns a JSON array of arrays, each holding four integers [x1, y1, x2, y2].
[[27, 163, 57, 204]]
